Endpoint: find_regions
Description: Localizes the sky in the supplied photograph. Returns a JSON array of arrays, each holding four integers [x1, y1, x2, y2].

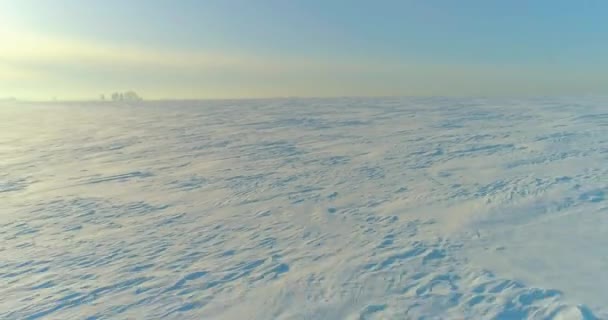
[[1, 0, 608, 100]]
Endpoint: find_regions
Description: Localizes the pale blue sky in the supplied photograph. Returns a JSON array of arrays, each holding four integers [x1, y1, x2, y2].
[[1, 0, 607, 99]]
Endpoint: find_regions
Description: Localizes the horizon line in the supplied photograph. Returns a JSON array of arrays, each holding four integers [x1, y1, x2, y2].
[[3, 93, 606, 104]]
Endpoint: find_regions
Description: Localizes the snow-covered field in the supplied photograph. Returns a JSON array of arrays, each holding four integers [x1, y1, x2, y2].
[[1, 97, 606, 319]]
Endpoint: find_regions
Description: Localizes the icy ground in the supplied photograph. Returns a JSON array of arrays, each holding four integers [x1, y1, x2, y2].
[[1, 97, 607, 319]]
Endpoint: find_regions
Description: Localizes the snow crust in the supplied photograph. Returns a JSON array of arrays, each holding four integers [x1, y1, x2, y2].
[[1, 97, 606, 319]]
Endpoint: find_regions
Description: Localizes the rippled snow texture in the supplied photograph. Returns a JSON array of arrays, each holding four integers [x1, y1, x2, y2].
[[1, 97, 606, 319]]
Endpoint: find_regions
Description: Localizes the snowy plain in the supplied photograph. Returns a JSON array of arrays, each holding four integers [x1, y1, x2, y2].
[[1, 97, 607, 319]]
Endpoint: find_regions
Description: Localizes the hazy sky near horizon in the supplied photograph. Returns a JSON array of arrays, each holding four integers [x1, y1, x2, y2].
[[2, 0, 608, 100]]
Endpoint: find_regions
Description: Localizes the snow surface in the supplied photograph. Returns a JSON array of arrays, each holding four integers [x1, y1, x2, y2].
[[1, 97, 606, 319]]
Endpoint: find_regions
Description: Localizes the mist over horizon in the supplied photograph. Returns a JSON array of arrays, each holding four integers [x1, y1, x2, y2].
[[3, 1, 608, 100]]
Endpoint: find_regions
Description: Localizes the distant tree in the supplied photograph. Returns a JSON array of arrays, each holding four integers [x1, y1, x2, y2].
[[123, 91, 142, 101], [111, 91, 143, 102]]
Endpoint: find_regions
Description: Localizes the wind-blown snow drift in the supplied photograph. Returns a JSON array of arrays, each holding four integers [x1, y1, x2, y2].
[[1, 97, 606, 319]]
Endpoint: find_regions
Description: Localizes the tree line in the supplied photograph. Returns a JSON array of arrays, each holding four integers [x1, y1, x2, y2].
[[101, 91, 142, 101]]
